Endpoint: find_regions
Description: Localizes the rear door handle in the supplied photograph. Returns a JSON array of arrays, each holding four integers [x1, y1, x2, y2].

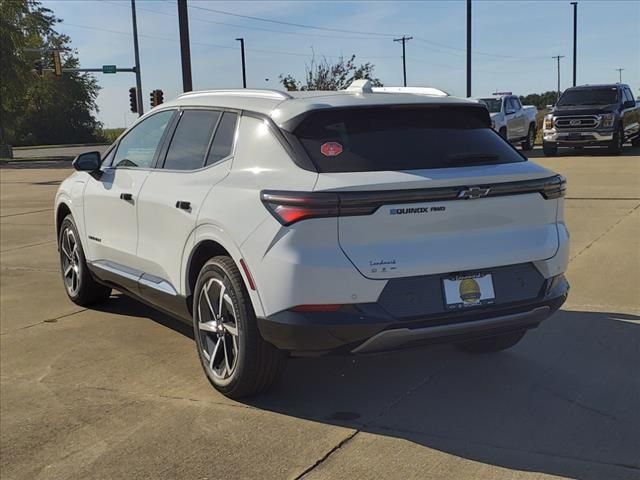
[[120, 193, 133, 201], [175, 201, 191, 210]]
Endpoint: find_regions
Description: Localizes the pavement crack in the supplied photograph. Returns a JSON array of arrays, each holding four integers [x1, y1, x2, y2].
[[293, 430, 360, 480], [0, 208, 51, 218], [0, 239, 55, 253], [569, 202, 640, 262], [0, 265, 59, 273], [0, 309, 87, 335]]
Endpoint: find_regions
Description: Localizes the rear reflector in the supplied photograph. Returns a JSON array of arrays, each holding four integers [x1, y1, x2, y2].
[[239, 259, 256, 290], [291, 304, 342, 312]]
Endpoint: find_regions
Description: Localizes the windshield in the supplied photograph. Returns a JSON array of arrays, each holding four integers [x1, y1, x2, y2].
[[293, 106, 525, 173], [557, 88, 618, 106], [478, 98, 502, 113]]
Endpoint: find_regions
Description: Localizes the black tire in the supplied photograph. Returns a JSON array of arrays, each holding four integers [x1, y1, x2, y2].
[[631, 135, 640, 147], [499, 127, 508, 141], [542, 142, 558, 157], [58, 214, 111, 306], [608, 126, 624, 155], [193, 256, 286, 399], [521, 124, 536, 151], [455, 330, 526, 354]]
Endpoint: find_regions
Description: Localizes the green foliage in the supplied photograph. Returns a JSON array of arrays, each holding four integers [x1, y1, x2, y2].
[[96, 127, 125, 144], [519, 91, 559, 110], [280, 54, 383, 91], [0, 0, 102, 146]]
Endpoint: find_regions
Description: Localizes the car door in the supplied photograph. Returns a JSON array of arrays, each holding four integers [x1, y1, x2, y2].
[[622, 87, 639, 140], [136, 109, 239, 304], [83, 109, 175, 281], [507, 97, 525, 139]]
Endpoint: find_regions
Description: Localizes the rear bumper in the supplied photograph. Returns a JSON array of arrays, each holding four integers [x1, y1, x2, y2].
[[257, 275, 569, 355], [543, 129, 614, 146]]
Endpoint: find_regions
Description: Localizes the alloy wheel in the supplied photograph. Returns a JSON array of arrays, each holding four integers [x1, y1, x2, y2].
[[197, 278, 240, 383], [60, 227, 81, 296]]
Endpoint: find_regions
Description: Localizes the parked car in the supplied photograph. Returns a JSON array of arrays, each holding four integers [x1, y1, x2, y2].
[[542, 83, 640, 156], [55, 81, 569, 398], [474, 93, 538, 150]]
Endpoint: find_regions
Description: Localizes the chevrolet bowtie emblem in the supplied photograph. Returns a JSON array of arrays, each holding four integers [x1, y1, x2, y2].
[[458, 186, 491, 199]]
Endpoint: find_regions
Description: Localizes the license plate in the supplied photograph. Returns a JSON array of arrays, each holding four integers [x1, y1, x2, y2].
[[443, 273, 495, 310], [568, 133, 582, 140]]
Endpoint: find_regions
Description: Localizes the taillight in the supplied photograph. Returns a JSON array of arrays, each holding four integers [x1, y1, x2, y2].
[[260, 191, 339, 226], [541, 175, 566, 199], [260, 191, 375, 226]]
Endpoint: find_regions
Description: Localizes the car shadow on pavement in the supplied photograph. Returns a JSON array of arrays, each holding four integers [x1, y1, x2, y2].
[[525, 144, 640, 159], [0, 159, 73, 169], [246, 309, 639, 480]]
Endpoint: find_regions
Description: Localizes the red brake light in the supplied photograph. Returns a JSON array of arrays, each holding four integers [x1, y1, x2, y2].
[[261, 192, 339, 226]]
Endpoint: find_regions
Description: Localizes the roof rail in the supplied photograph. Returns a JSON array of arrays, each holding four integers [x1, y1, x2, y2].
[[177, 89, 292, 100], [371, 86, 449, 97]]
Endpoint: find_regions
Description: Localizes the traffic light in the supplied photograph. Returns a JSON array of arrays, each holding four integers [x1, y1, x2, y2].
[[52, 50, 62, 76], [150, 89, 164, 108], [129, 87, 138, 113]]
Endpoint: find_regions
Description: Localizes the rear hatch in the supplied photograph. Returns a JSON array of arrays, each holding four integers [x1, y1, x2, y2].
[[294, 104, 563, 280]]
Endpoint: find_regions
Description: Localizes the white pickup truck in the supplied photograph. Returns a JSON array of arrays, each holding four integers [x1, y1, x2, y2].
[[474, 94, 538, 150]]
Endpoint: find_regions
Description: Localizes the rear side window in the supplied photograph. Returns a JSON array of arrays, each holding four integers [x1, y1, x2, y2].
[[205, 112, 238, 166], [293, 106, 525, 173], [164, 110, 220, 170]]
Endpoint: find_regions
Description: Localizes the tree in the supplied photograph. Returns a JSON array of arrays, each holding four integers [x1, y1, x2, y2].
[[280, 54, 383, 91], [0, 0, 102, 146], [519, 91, 559, 110]]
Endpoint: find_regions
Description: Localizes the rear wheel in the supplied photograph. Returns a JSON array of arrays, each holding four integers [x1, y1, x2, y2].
[[521, 124, 536, 151], [455, 330, 526, 354], [542, 142, 558, 156], [58, 214, 111, 306], [608, 126, 624, 155], [193, 256, 286, 399]]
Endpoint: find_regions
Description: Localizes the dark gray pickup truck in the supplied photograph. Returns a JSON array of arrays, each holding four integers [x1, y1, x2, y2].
[[542, 84, 640, 156]]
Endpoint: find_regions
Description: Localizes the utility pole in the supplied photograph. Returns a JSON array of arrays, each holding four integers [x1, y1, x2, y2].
[[615, 68, 624, 83], [393, 36, 412, 87], [177, 0, 193, 92], [466, 0, 472, 97], [571, 2, 577, 86], [553, 55, 565, 102], [131, 0, 143, 116], [236, 38, 247, 88]]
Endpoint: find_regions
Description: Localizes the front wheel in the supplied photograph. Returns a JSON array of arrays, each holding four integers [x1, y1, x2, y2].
[[58, 214, 111, 306], [521, 124, 536, 151], [193, 256, 286, 399], [455, 330, 526, 354], [542, 142, 558, 156], [608, 126, 624, 155]]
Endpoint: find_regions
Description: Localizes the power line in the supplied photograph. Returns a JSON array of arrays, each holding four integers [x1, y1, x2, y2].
[[393, 36, 412, 87]]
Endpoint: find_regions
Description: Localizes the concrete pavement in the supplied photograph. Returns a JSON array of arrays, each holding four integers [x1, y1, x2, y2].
[[1, 148, 639, 479]]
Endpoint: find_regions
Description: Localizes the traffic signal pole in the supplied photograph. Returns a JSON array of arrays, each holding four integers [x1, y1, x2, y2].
[[131, 0, 143, 116], [571, 2, 577, 86], [177, 0, 193, 92], [466, 0, 472, 97]]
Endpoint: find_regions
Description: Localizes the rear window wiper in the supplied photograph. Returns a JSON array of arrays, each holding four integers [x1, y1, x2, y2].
[[446, 153, 499, 164]]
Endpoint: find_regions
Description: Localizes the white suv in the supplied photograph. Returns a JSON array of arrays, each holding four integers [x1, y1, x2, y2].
[[55, 81, 569, 398]]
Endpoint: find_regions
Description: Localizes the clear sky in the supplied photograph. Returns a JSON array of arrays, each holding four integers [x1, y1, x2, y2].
[[43, 0, 640, 128]]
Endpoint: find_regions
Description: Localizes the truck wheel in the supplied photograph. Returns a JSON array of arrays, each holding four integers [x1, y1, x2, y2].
[[521, 124, 536, 151], [455, 330, 526, 354], [631, 136, 640, 147], [542, 142, 558, 157], [499, 127, 508, 140], [193, 256, 286, 399], [608, 126, 624, 155]]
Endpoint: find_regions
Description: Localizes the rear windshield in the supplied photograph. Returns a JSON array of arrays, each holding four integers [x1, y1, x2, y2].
[[478, 98, 502, 113], [557, 87, 618, 106], [293, 106, 525, 173]]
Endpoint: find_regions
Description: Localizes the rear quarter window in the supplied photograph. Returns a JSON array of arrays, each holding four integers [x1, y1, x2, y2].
[[293, 105, 525, 173]]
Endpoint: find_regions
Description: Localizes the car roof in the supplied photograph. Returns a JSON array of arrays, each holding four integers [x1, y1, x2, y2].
[[567, 84, 628, 90], [159, 81, 477, 127]]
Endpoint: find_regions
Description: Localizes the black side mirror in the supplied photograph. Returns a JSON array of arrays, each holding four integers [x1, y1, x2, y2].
[[72, 151, 101, 172], [623, 100, 636, 109]]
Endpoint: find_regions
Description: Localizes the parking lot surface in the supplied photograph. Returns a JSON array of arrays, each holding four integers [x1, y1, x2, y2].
[[1, 147, 639, 480]]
